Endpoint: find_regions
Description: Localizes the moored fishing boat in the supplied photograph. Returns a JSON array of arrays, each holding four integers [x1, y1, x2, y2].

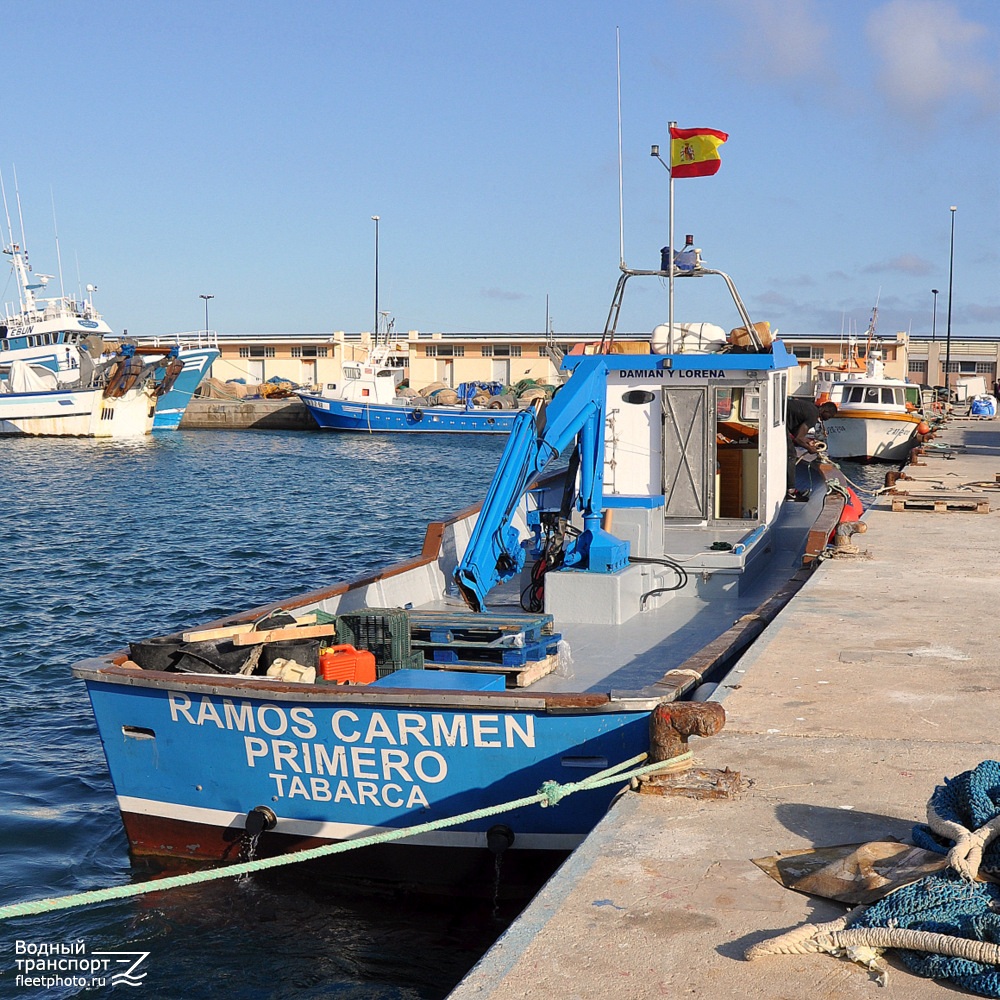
[[73, 237, 858, 894], [821, 349, 926, 462], [0, 185, 217, 431], [0, 355, 156, 437], [297, 319, 523, 434], [123, 336, 220, 430]]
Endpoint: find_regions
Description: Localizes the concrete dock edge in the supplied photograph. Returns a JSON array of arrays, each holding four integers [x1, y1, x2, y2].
[[450, 420, 1000, 999]]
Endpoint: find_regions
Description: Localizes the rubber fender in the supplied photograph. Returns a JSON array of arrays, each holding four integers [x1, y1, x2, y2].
[[839, 485, 864, 523]]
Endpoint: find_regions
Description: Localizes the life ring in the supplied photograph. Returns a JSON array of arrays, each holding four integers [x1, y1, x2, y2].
[[411, 408, 423, 422]]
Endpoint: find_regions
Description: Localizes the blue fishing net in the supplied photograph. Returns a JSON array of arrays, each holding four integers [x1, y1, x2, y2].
[[852, 872, 1000, 997], [851, 762, 1000, 996], [912, 760, 1000, 874]]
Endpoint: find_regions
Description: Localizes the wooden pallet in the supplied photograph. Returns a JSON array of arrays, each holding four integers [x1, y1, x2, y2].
[[426, 652, 559, 688], [412, 634, 562, 667], [890, 490, 990, 514], [407, 610, 554, 644]]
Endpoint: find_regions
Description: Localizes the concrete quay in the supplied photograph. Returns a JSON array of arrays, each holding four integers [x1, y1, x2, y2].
[[451, 419, 1000, 1000], [179, 396, 316, 431]]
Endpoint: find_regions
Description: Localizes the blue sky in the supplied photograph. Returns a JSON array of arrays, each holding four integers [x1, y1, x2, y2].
[[2, 1, 997, 341]]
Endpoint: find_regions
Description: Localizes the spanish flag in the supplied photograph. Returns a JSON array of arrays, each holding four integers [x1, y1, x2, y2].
[[669, 127, 728, 178]]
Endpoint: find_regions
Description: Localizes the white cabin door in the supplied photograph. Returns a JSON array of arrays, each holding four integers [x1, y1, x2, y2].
[[661, 387, 709, 519]]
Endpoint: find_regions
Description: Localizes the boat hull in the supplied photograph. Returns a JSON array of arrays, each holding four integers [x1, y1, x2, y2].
[[152, 347, 221, 430], [299, 392, 520, 433], [79, 670, 649, 889], [0, 385, 155, 437], [823, 411, 921, 462]]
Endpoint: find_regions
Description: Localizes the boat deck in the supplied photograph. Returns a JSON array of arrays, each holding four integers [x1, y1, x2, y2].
[[415, 469, 830, 698]]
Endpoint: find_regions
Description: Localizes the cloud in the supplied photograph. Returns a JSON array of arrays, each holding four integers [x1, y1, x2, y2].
[[722, 0, 834, 81], [866, 253, 934, 276], [866, 1, 999, 119]]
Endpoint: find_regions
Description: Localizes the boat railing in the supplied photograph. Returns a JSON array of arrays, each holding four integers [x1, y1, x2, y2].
[[2, 293, 101, 328], [600, 264, 765, 353], [138, 330, 220, 350]]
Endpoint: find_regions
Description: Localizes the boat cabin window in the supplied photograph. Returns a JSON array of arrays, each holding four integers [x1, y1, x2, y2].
[[376, 370, 395, 378], [344, 368, 361, 380], [740, 387, 760, 421]]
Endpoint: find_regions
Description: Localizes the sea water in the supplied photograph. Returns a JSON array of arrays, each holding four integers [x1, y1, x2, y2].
[[1, 429, 523, 1000]]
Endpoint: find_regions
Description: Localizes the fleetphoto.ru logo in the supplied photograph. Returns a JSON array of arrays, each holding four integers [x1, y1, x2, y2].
[[13, 939, 150, 989]]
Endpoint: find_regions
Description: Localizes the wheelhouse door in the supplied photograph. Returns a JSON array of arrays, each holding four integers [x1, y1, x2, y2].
[[661, 387, 709, 519]]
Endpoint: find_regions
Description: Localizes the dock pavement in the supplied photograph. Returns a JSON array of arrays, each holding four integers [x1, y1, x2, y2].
[[450, 418, 1000, 1000]]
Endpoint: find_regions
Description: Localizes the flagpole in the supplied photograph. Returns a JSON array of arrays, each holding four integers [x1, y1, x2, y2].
[[668, 119, 676, 352]]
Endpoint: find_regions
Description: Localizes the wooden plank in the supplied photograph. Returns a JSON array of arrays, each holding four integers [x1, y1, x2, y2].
[[803, 491, 846, 565], [232, 621, 337, 645], [511, 653, 559, 687], [408, 609, 554, 639], [182, 614, 316, 642]]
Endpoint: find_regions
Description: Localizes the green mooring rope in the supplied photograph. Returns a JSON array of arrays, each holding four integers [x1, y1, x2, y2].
[[0, 750, 690, 922]]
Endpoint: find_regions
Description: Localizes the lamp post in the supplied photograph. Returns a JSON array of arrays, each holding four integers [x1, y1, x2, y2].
[[944, 207, 956, 401], [371, 215, 380, 339], [199, 294, 214, 341]]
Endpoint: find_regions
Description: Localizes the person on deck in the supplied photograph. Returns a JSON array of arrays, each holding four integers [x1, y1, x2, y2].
[[786, 398, 837, 501]]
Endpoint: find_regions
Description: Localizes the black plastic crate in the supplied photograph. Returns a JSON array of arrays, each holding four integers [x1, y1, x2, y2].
[[376, 650, 425, 679], [335, 607, 412, 673]]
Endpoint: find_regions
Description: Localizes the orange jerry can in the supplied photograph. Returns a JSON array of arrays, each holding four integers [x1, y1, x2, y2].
[[319, 644, 376, 684]]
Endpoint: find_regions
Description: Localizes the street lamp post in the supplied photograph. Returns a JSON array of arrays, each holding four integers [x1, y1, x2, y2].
[[944, 207, 956, 401], [371, 215, 380, 339], [199, 294, 214, 341]]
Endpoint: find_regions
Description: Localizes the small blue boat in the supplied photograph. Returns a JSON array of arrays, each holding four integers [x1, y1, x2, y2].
[[74, 238, 856, 895], [297, 333, 521, 434]]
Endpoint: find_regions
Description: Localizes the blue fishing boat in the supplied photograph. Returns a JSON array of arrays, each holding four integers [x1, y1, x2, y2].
[[73, 239, 857, 894], [297, 318, 522, 434], [140, 338, 221, 430]]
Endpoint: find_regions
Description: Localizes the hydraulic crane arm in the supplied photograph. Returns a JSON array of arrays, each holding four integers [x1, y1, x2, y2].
[[454, 359, 630, 612]]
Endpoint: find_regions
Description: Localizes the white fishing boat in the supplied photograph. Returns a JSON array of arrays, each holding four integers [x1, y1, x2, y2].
[[0, 236, 157, 437], [73, 232, 861, 894], [0, 355, 156, 436], [0, 180, 217, 432], [821, 349, 926, 462]]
